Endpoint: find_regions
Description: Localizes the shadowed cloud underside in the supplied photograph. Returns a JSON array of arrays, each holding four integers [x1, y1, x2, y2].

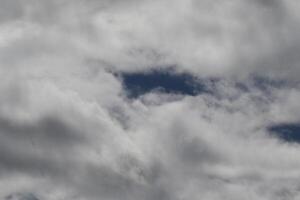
[[5, 193, 39, 200]]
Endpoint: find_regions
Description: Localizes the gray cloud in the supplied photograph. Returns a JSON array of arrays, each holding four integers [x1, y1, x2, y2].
[[5, 193, 39, 200]]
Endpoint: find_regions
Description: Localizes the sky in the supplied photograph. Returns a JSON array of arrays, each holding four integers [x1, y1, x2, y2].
[[1, 0, 300, 200]]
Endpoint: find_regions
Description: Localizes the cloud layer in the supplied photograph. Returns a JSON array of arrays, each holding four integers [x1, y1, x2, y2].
[[1, 0, 300, 200]]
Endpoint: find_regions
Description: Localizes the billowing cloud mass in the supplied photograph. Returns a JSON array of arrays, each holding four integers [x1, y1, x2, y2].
[[1, 0, 300, 200]]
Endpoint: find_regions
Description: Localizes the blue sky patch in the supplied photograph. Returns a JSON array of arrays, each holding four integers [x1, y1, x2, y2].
[[268, 123, 300, 143], [120, 70, 208, 98]]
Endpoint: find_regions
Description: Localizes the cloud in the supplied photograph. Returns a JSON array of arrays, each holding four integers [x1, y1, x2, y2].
[[1, 0, 300, 200]]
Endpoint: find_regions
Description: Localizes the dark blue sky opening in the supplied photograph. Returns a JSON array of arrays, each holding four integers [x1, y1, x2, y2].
[[268, 123, 300, 143], [120, 70, 208, 98]]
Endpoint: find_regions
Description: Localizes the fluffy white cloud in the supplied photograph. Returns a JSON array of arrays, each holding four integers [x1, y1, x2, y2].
[[1, 0, 300, 200]]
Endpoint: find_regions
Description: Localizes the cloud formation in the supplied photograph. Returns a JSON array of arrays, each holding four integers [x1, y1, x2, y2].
[[1, 0, 300, 200]]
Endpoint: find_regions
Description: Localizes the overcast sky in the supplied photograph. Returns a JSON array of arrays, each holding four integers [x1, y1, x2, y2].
[[1, 0, 300, 200]]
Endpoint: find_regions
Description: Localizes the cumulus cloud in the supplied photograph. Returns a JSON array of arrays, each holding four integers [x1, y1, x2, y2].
[[1, 0, 300, 200]]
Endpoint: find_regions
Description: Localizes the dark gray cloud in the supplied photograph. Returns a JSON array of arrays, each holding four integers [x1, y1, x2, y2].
[[0, 115, 87, 181], [0, 116, 84, 144], [0, 0, 23, 23], [5, 193, 39, 200]]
